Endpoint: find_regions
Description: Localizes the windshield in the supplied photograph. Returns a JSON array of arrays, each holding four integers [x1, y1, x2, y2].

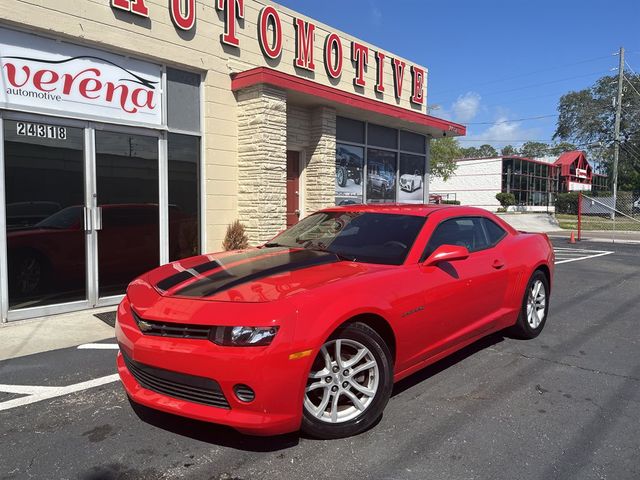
[[35, 206, 82, 230], [268, 212, 426, 265]]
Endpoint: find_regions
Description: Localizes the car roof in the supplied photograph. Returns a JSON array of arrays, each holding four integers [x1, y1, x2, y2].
[[322, 203, 455, 217]]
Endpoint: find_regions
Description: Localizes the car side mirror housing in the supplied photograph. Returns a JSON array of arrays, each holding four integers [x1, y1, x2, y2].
[[423, 244, 470, 266]]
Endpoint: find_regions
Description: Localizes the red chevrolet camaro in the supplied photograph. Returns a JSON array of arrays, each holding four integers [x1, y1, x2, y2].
[[116, 204, 554, 439]]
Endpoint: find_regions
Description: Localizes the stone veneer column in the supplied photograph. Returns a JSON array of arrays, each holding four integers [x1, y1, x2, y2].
[[305, 106, 337, 214], [236, 85, 287, 245]]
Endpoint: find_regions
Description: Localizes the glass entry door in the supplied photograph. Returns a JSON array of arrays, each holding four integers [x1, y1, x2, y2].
[[3, 119, 88, 310], [94, 131, 160, 299]]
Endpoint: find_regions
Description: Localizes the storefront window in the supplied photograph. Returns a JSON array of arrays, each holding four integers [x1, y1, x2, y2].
[[3, 120, 86, 308], [337, 117, 365, 144], [398, 153, 426, 203], [167, 68, 201, 261], [335, 144, 364, 205], [168, 134, 201, 260], [335, 117, 426, 205], [367, 148, 397, 203], [95, 131, 159, 298]]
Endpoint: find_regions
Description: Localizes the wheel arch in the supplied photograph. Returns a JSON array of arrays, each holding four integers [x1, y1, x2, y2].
[[335, 313, 397, 367]]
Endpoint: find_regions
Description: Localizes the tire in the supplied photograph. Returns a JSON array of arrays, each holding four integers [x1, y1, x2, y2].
[[301, 322, 393, 439], [9, 251, 46, 297], [509, 270, 549, 339], [354, 172, 362, 185], [337, 166, 347, 188]]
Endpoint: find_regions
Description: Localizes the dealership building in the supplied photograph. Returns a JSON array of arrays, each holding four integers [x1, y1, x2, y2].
[[0, 0, 464, 322], [429, 151, 608, 212]]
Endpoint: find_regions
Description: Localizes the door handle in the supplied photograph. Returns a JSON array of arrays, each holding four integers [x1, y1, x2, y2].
[[492, 259, 505, 269], [93, 207, 103, 231]]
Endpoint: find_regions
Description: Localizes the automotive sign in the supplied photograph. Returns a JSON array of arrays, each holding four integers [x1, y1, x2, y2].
[[0, 27, 162, 126]]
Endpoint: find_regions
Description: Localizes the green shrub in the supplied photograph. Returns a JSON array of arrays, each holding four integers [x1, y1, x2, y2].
[[441, 199, 461, 205], [555, 192, 579, 214], [495, 192, 516, 208]]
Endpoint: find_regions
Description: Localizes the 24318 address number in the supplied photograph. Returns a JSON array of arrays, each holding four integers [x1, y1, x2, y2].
[[16, 122, 67, 140]]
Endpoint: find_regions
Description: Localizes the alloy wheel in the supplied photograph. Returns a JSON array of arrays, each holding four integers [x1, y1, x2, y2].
[[304, 339, 379, 424], [526, 279, 546, 329]]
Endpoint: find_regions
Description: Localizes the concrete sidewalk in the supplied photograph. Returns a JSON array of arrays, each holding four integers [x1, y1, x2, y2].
[[0, 307, 116, 361], [496, 213, 563, 233]]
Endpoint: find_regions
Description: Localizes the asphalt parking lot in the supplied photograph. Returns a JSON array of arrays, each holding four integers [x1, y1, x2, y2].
[[1, 239, 639, 480]]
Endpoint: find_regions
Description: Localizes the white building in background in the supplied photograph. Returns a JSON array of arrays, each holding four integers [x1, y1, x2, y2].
[[430, 152, 609, 213]]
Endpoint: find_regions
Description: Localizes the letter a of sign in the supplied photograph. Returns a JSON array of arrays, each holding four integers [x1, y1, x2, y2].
[[111, 0, 149, 17], [216, 0, 245, 47]]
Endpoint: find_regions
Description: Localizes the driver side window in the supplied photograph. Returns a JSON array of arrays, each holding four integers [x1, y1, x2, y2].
[[423, 217, 489, 259]]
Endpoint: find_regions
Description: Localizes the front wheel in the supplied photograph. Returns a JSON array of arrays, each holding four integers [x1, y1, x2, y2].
[[509, 270, 549, 339], [301, 322, 393, 439]]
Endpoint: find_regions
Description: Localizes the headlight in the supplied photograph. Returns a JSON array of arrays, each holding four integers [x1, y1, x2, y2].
[[211, 326, 279, 347]]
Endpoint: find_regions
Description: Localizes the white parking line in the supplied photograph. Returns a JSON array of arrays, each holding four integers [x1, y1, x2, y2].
[[77, 343, 120, 350], [0, 374, 120, 411], [554, 248, 614, 265]]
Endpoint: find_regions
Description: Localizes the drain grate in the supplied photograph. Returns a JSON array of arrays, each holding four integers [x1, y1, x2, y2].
[[94, 311, 117, 328]]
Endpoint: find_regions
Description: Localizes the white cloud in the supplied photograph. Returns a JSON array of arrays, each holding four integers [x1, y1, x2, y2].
[[369, 1, 382, 25], [451, 92, 481, 123], [462, 116, 544, 150]]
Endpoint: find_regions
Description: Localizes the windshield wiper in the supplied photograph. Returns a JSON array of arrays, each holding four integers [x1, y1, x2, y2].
[[263, 242, 286, 248], [306, 247, 355, 262]]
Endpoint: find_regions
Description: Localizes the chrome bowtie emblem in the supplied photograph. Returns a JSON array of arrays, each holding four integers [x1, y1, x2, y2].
[[137, 320, 154, 332]]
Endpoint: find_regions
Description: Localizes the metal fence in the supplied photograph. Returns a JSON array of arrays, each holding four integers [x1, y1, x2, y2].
[[578, 191, 640, 242]]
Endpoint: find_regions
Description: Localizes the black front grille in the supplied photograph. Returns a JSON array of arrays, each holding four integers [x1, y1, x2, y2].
[[122, 351, 230, 409], [131, 309, 211, 340]]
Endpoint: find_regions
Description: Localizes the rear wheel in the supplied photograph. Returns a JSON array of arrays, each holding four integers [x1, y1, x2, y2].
[[510, 270, 549, 339], [301, 322, 393, 439]]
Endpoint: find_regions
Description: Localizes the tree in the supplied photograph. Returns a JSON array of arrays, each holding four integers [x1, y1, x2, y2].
[[459, 146, 481, 158], [430, 137, 461, 181], [554, 73, 640, 191], [548, 142, 577, 156], [520, 141, 550, 158], [477, 144, 498, 157], [501, 145, 518, 156]]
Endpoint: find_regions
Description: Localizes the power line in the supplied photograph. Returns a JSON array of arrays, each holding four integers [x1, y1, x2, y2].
[[431, 54, 613, 97], [433, 70, 612, 104], [625, 61, 637, 76], [623, 74, 640, 99]]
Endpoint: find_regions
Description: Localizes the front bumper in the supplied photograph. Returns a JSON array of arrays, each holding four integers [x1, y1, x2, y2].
[[115, 297, 312, 436]]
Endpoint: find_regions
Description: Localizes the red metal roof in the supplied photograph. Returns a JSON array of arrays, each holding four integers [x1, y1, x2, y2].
[[554, 150, 585, 166]]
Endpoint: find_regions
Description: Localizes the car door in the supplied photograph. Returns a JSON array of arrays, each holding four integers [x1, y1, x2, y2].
[[412, 216, 510, 360]]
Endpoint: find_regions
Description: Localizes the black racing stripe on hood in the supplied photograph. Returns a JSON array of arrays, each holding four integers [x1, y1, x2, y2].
[[155, 248, 288, 292], [173, 249, 340, 298]]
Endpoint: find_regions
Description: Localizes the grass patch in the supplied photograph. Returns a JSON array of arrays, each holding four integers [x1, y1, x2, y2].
[[556, 214, 640, 231]]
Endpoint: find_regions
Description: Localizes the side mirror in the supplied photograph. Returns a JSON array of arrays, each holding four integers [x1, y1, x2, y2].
[[423, 244, 470, 266]]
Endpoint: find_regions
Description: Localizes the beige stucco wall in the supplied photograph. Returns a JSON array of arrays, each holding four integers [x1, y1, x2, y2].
[[1, 0, 430, 250]]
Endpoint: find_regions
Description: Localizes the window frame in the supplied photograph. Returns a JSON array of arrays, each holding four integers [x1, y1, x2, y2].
[[420, 215, 508, 262]]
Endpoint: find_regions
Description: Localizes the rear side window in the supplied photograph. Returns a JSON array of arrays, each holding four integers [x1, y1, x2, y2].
[[482, 218, 507, 246], [423, 217, 490, 259]]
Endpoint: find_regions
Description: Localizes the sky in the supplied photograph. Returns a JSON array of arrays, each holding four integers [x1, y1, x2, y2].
[[277, 0, 640, 150]]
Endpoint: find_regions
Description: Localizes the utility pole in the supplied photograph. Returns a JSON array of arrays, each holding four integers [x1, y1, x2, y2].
[[612, 46, 625, 217]]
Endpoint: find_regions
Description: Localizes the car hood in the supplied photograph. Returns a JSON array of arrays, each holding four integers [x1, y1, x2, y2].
[[142, 247, 386, 303]]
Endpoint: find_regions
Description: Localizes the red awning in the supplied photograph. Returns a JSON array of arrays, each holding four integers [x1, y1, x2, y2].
[[231, 67, 466, 138]]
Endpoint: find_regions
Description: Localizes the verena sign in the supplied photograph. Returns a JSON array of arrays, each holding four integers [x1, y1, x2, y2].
[[110, 0, 427, 109], [0, 28, 162, 126]]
